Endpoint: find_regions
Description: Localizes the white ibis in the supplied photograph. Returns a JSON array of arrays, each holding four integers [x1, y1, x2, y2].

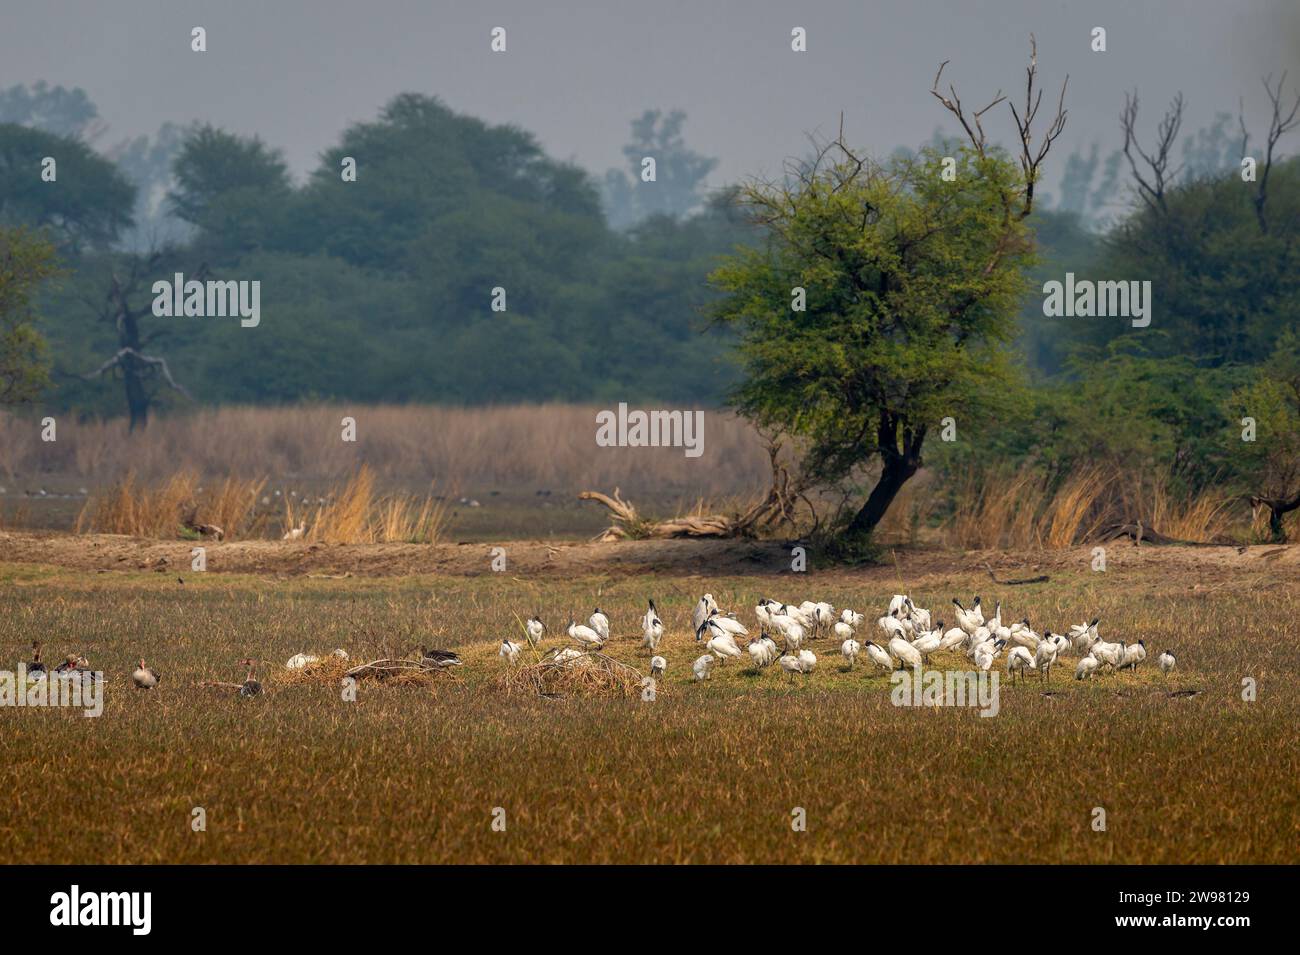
[[588, 608, 610, 641], [641, 599, 663, 651], [499, 639, 522, 664], [692, 654, 715, 681], [1158, 650, 1176, 675], [1006, 645, 1036, 683], [1074, 655, 1101, 680], [1118, 640, 1147, 672], [841, 638, 860, 667], [864, 641, 893, 672], [567, 618, 605, 651], [525, 615, 546, 647], [650, 655, 666, 679], [889, 636, 922, 669]]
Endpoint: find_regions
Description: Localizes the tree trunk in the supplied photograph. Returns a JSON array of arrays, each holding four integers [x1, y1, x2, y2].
[[1253, 492, 1300, 544], [844, 413, 925, 539]]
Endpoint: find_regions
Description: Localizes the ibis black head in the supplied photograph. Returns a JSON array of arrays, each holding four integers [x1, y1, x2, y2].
[[952, 598, 965, 609], [1089, 616, 1100, 627], [973, 596, 982, 606]]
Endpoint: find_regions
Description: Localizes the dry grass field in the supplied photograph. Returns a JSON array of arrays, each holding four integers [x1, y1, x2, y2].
[[1, 539, 1297, 864]]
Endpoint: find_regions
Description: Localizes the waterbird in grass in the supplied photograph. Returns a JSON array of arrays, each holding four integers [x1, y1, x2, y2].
[[1158, 650, 1176, 675], [692, 654, 715, 681], [1068, 617, 1101, 655], [974, 639, 1005, 673], [704, 626, 743, 664], [864, 641, 893, 672], [27, 641, 46, 677], [888, 635, 922, 670], [1006, 645, 1036, 683], [132, 658, 160, 690], [691, 594, 718, 638], [1034, 638, 1059, 682], [797, 648, 817, 673], [567, 618, 605, 651], [238, 659, 262, 697], [1090, 639, 1124, 672], [841, 638, 860, 668], [1118, 640, 1146, 672], [641, 599, 663, 651], [525, 615, 545, 647], [748, 633, 778, 669], [840, 608, 864, 629], [282, 522, 306, 540], [1074, 655, 1101, 680], [833, 620, 855, 642], [499, 639, 522, 665], [588, 608, 610, 642], [418, 646, 464, 668], [650, 655, 666, 679]]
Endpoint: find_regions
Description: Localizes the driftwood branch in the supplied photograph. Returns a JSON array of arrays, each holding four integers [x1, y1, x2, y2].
[[579, 440, 804, 541]]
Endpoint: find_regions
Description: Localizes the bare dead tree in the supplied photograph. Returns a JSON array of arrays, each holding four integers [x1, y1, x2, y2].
[[79, 251, 204, 430], [931, 33, 1068, 220], [1119, 90, 1185, 213], [1249, 72, 1300, 233]]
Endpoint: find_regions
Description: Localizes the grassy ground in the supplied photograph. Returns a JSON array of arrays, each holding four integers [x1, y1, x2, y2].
[[1, 553, 1297, 864]]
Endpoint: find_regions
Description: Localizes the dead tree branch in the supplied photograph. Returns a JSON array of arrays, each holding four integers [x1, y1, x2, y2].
[[1120, 90, 1185, 213]]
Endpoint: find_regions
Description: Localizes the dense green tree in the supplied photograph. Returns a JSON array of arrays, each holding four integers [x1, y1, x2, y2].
[[0, 124, 135, 251], [0, 227, 58, 404]]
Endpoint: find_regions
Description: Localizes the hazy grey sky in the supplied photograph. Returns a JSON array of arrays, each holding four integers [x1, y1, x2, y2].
[[3, 0, 1297, 196]]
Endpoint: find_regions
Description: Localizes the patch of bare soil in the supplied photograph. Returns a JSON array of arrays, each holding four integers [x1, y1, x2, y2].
[[0, 530, 1297, 582]]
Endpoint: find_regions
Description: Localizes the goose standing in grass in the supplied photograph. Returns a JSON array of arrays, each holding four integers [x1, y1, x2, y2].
[[418, 646, 464, 668], [499, 639, 522, 665], [588, 608, 610, 642], [238, 659, 262, 697], [692, 654, 715, 681], [1006, 645, 1036, 683], [132, 658, 160, 689], [1118, 640, 1146, 672], [1074, 655, 1101, 680], [566, 618, 605, 651], [641, 599, 664, 651], [864, 641, 893, 672], [889, 635, 922, 670], [650, 655, 666, 679], [841, 638, 860, 668], [1158, 650, 1176, 675], [1034, 637, 1058, 682], [27, 642, 46, 678], [525, 615, 546, 647]]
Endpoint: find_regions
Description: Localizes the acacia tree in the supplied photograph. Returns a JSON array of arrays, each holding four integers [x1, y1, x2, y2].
[[709, 39, 1067, 543]]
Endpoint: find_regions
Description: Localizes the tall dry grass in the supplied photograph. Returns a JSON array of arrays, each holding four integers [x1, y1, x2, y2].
[[74, 465, 450, 544], [939, 465, 1248, 549], [0, 404, 769, 497]]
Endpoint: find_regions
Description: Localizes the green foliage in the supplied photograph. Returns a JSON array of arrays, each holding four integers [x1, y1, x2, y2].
[[0, 227, 59, 404], [1087, 157, 1300, 367], [710, 146, 1033, 488], [0, 123, 135, 251]]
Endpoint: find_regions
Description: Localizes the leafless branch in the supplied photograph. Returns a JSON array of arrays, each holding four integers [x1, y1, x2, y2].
[[83, 347, 194, 400], [1120, 90, 1185, 213]]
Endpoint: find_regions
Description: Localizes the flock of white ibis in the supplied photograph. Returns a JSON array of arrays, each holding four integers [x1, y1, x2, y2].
[[500, 593, 1178, 685]]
